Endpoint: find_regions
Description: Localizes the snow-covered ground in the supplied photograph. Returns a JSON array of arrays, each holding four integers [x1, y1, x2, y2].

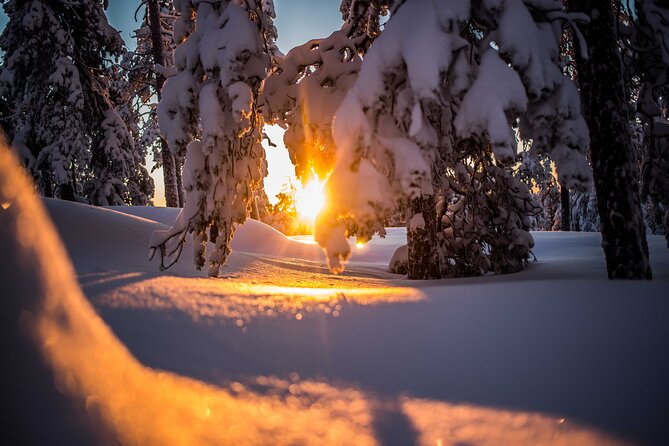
[[4, 173, 669, 444]]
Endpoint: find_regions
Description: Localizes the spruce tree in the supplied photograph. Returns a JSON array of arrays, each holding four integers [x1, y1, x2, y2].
[[315, 0, 591, 278], [627, 0, 669, 246], [0, 0, 147, 205], [149, 0, 278, 276], [147, 0, 180, 207], [571, 0, 653, 279], [118, 0, 180, 205], [108, 64, 155, 205]]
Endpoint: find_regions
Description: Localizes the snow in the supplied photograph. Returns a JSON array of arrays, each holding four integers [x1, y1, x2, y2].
[[4, 149, 669, 443], [154, 0, 275, 276], [388, 243, 408, 274], [454, 49, 527, 162], [313, 0, 591, 277]]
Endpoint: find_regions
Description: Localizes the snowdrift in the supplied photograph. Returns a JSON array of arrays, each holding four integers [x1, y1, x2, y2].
[[45, 200, 323, 275], [3, 148, 669, 444]]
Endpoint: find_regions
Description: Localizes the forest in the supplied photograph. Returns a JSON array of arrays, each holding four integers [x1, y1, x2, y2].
[[1, 0, 667, 280], [1, 2, 669, 445]]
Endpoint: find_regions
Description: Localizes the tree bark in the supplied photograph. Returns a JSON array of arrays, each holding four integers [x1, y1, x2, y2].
[[148, 0, 178, 207], [560, 181, 570, 231], [41, 167, 53, 198], [406, 194, 441, 279], [572, 0, 652, 279], [175, 156, 184, 207], [159, 139, 178, 207], [60, 183, 75, 202]]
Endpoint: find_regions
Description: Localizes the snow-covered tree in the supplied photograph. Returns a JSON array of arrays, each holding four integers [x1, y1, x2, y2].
[[0, 0, 146, 205], [108, 65, 155, 205], [571, 0, 653, 279], [624, 0, 669, 246], [1, 0, 87, 198], [516, 149, 560, 231], [145, 0, 182, 207], [261, 1, 389, 183], [568, 188, 599, 232], [149, 0, 277, 276], [116, 0, 182, 205], [315, 0, 591, 279], [259, 181, 311, 235]]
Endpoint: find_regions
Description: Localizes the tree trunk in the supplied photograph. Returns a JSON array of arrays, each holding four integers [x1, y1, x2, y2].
[[406, 194, 441, 279], [147, 0, 178, 207], [560, 181, 570, 231], [60, 183, 75, 202], [41, 167, 53, 198], [251, 195, 260, 220], [572, 0, 652, 279], [175, 156, 184, 207], [160, 139, 178, 207]]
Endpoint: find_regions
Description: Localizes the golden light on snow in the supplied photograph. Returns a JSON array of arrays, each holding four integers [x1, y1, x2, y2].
[[96, 277, 426, 325], [355, 241, 366, 249], [1, 118, 631, 446], [294, 178, 326, 222]]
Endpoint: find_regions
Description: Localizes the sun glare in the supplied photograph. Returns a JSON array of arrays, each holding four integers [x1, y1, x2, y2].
[[294, 179, 326, 221]]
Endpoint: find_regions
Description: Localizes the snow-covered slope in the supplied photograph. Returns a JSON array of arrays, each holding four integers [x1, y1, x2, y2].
[[5, 179, 669, 445], [46, 200, 324, 275]]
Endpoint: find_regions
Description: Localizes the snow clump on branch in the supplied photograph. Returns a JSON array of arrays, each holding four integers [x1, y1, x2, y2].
[[315, 0, 591, 277], [150, 0, 278, 277]]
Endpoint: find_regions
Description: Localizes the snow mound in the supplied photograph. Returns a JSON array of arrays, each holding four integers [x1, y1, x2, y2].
[[4, 137, 631, 446], [45, 200, 323, 275], [0, 148, 384, 445], [4, 153, 668, 445], [106, 205, 182, 226]]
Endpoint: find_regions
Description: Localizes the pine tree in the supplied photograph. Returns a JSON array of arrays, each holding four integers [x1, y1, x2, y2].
[[516, 149, 560, 231], [0, 0, 89, 198], [0, 0, 146, 205], [626, 0, 669, 247], [260, 181, 310, 235], [315, 0, 591, 278], [146, 0, 180, 207], [149, 0, 278, 276], [569, 187, 600, 232], [108, 64, 155, 205], [262, 1, 389, 182], [571, 0, 653, 279], [261, 0, 390, 252], [118, 0, 182, 205]]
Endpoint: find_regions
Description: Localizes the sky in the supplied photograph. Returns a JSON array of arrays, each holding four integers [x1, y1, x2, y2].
[[0, 0, 343, 206]]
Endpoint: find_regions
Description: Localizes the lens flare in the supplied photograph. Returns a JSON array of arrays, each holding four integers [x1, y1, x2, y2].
[[294, 179, 325, 221]]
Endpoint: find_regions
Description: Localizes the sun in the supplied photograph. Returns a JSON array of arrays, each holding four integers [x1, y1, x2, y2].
[[294, 179, 326, 221]]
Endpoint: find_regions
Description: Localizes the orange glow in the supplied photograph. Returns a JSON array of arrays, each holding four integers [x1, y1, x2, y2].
[[294, 178, 326, 222], [2, 129, 629, 446], [96, 277, 426, 325]]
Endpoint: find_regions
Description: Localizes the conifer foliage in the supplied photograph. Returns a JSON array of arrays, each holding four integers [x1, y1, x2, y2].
[[315, 0, 591, 278], [261, 1, 389, 183], [628, 0, 669, 247], [0, 0, 150, 205], [149, 0, 597, 279], [571, 0, 653, 279], [116, 0, 180, 205], [149, 0, 278, 276]]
